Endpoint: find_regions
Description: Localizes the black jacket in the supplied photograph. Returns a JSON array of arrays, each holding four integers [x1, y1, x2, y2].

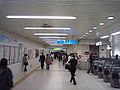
[[39, 55, 45, 63], [0, 67, 13, 90], [68, 59, 77, 71]]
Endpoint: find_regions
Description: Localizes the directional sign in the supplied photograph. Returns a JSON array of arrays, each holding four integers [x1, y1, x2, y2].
[[57, 40, 78, 44]]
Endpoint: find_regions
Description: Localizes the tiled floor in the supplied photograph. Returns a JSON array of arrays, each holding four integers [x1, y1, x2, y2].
[[13, 60, 120, 90]]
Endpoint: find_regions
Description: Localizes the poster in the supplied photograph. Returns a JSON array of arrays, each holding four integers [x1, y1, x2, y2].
[[4, 46, 10, 64], [0, 45, 4, 60], [18, 48, 22, 61], [35, 49, 39, 58], [28, 49, 33, 59], [14, 47, 19, 62], [10, 46, 15, 63]]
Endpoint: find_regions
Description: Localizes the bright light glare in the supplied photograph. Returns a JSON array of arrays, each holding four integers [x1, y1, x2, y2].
[[89, 30, 92, 33], [6, 16, 76, 19], [111, 31, 120, 36], [86, 33, 88, 35], [99, 23, 104, 26], [100, 35, 109, 39], [107, 16, 114, 20], [34, 33, 68, 36], [93, 27, 97, 30], [25, 27, 71, 30], [39, 37, 66, 39]]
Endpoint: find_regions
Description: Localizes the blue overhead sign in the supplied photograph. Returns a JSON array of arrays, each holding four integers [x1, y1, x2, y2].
[[57, 40, 78, 44]]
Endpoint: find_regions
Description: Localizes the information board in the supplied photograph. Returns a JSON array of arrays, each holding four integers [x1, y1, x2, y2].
[[0, 46, 4, 60]]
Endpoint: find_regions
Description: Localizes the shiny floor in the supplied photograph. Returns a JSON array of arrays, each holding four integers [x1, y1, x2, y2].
[[13, 61, 119, 90]]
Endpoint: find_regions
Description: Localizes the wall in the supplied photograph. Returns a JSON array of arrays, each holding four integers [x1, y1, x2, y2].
[[0, 29, 44, 82], [111, 34, 120, 56], [67, 44, 89, 61]]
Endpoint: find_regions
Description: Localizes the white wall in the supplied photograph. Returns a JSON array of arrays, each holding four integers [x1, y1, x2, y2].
[[99, 45, 110, 58], [111, 34, 120, 56], [67, 44, 89, 61], [0, 29, 44, 82]]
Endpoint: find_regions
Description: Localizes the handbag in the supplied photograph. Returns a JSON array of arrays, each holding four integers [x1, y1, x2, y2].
[[47, 59, 52, 65], [24, 61, 28, 66], [65, 63, 70, 70]]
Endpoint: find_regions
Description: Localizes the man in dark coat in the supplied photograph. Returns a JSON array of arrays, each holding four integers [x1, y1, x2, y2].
[[87, 53, 95, 74], [39, 53, 45, 69], [0, 58, 13, 90]]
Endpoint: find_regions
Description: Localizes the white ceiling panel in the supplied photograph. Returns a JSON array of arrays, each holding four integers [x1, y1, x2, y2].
[[0, 0, 120, 45]]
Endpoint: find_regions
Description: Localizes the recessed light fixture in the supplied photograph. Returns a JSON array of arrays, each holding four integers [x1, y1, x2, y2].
[[93, 27, 97, 30], [111, 31, 120, 36], [39, 37, 66, 39], [25, 27, 71, 30], [79, 36, 84, 39], [100, 35, 109, 39], [6, 16, 76, 19], [83, 35, 86, 37], [99, 23, 104, 26], [34, 33, 68, 36], [107, 16, 114, 20], [86, 33, 88, 35], [89, 30, 92, 33]]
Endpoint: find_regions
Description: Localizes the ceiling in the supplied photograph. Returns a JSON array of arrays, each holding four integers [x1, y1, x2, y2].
[[0, 0, 120, 46]]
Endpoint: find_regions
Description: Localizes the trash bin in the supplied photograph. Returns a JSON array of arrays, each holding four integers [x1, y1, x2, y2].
[[103, 59, 114, 82], [93, 60, 99, 75], [97, 60, 105, 78], [110, 60, 120, 88]]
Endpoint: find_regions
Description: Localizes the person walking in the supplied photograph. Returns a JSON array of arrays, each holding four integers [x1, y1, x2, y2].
[[68, 55, 78, 85], [46, 54, 52, 70], [0, 58, 13, 90], [23, 54, 28, 72], [116, 54, 119, 60], [39, 53, 45, 69], [87, 53, 95, 74]]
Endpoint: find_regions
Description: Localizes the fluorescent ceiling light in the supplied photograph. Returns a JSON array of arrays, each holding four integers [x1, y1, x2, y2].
[[6, 16, 76, 19], [34, 33, 68, 36], [111, 31, 120, 36], [99, 23, 104, 26], [100, 35, 109, 39], [86, 33, 88, 35], [83, 35, 86, 36], [107, 16, 114, 20], [93, 27, 97, 30], [89, 30, 92, 33], [39, 37, 66, 39], [25, 27, 71, 30]]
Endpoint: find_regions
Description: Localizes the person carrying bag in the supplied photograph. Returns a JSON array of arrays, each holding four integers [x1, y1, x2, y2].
[[46, 54, 52, 70]]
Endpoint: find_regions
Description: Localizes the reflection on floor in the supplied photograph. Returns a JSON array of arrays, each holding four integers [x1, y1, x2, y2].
[[13, 60, 119, 90]]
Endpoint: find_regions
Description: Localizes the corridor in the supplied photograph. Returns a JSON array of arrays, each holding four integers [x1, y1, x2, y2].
[[13, 61, 119, 90]]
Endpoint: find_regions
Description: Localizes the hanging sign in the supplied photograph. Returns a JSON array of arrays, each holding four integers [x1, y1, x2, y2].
[[57, 40, 78, 44]]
